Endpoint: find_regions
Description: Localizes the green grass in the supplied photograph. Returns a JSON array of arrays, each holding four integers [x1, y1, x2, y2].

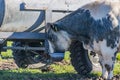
[[117, 53, 120, 61], [114, 62, 120, 75], [1, 50, 13, 58], [1, 42, 13, 58], [0, 69, 76, 80], [64, 51, 71, 61], [50, 64, 75, 73], [0, 60, 119, 80], [0, 59, 78, 80]]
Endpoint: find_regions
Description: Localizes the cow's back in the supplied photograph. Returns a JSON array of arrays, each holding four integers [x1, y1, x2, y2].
[[81, 0, 120, 21]]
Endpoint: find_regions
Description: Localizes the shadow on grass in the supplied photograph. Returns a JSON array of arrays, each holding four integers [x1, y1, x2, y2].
[[0, 70, 99, 80]]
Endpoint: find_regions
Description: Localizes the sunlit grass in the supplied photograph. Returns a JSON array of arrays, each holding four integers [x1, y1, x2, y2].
[[1, 50, 13, 58], [0, 60, 119, 80], [117, 53, 120, 61], [1, 42, 13, 58], [114, 62, 120, 75], [64, 51, 71, 61], [0, 42, 120, 80], [50, 64, 76, 73]]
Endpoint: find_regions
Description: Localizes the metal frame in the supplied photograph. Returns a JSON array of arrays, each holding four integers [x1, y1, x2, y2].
[[0, 2, 72, 41], [0, 0, 5, 27], [3, 46, 45, 51], [20, 2, 73, 12], [0, 2, 72, 53], [0, 32, 45, 41]]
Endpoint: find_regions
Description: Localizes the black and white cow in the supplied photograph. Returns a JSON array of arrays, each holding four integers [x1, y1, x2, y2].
[[47, 0, 120, 79]]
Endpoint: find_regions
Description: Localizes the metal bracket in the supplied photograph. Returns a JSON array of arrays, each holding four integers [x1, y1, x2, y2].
[[20, 2, 73, 13], [0, 32, 45, 41], [3, 46, 45, 51]]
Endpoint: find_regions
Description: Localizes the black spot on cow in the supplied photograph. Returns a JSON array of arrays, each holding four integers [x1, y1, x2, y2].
[[112, 56, 116, 61], [105, 64, 111, 73], [52, 8, 119, 49], [114, 51, 118, 58], [112, 64, 114, 71]]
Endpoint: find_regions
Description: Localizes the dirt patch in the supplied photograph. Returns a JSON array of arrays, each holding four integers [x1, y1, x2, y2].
[[0, 59, 18, 70]]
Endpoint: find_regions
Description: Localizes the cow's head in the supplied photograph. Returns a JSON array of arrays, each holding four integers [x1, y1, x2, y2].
[[46, 23, 71, 53], [46, 9, 92, 53]]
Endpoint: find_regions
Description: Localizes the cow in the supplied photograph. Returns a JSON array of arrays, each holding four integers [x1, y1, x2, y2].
[[46, 0, 120, 79]]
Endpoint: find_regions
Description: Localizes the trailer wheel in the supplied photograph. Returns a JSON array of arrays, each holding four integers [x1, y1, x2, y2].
[[12, 42, 29, 68], [70, 41, 92, 75], [12, 42, 47, 68]]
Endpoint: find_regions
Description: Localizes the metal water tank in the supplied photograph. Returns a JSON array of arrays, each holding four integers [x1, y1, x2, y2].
[[0, 0, 94, 32]]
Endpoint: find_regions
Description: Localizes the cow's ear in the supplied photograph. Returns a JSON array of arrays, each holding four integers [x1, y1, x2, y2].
[[46, 23, 53, 31], [47, 23, 53, 28], [47, 23, 58, 32]]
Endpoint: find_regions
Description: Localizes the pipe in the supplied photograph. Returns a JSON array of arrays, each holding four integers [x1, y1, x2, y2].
[[49, 53, 64, 61], [3, 46, 45, 51]]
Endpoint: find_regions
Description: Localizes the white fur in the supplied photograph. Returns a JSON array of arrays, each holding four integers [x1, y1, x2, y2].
[[84, 39, 118, 79], [48, 40, 54, 53], [82, 1, 110, 20], [82, 0, 120, 21], [55, 30, 71, 51], [108, 12, 119, 28], [48, 30, 71, 52], [81, 1, 120, 79]]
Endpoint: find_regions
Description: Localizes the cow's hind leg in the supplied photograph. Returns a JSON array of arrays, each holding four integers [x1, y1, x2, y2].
[[105, 51, 117, 80], [99, 40, 118, 79], [98, 54, 107, 79], [100, 51, 117, 80]]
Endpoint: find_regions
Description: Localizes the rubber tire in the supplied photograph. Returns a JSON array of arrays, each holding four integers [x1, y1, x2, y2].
[[70, 41, 92, 75], [12, 42, 29, 68], [13, 51, 29, 68], [12, 42, 47, 68]]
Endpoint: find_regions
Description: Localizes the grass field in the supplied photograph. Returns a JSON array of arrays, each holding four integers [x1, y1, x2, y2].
[[0, 42, 120, 80], [0, 58, 120, 80]]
